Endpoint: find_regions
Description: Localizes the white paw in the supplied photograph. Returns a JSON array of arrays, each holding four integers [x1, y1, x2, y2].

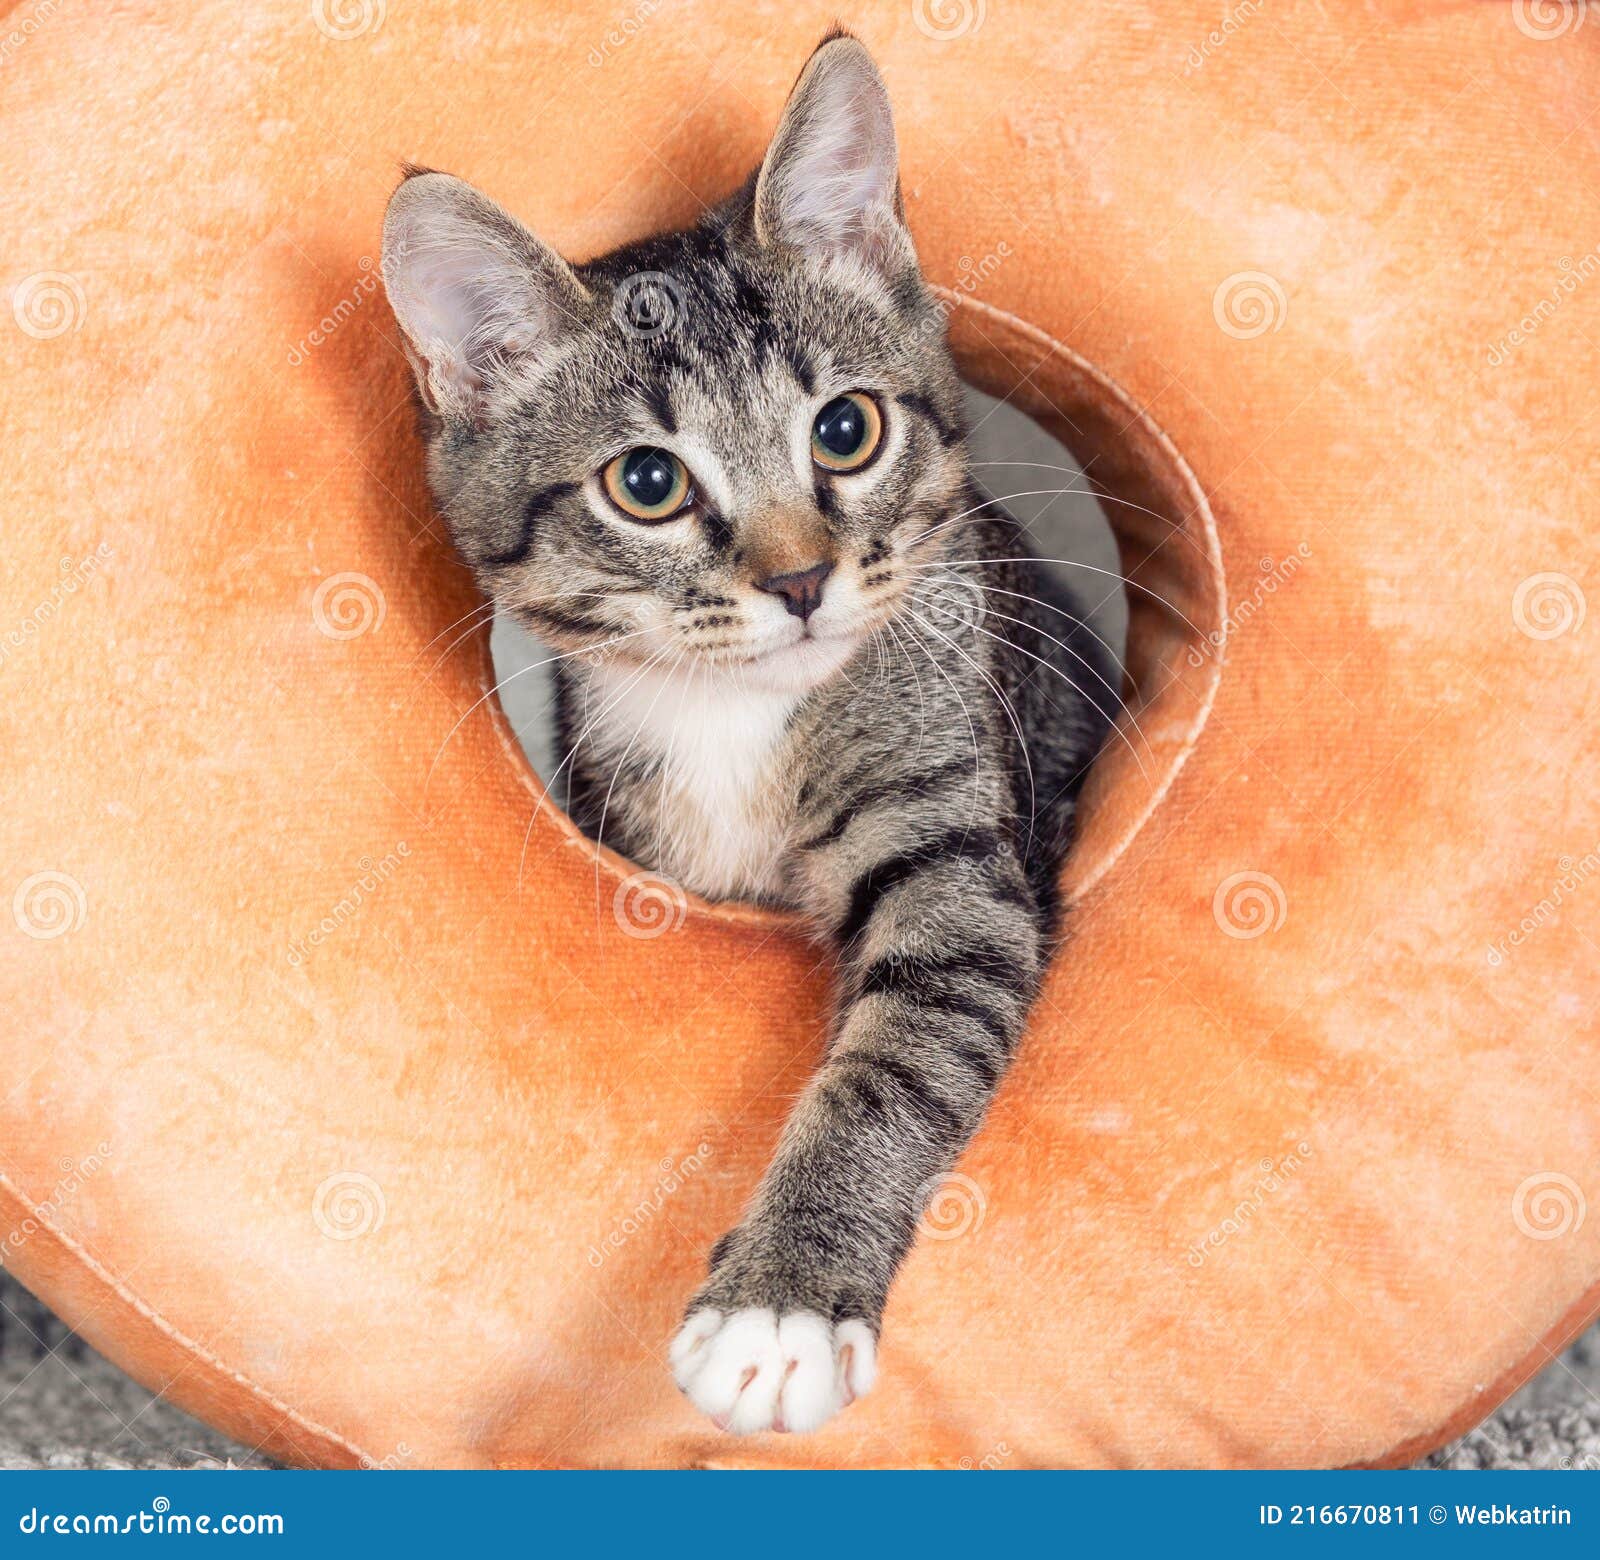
[[669, 1307, 877, 1435]]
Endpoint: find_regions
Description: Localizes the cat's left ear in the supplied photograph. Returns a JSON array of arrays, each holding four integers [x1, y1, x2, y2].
[[753, 35, 915, 277]]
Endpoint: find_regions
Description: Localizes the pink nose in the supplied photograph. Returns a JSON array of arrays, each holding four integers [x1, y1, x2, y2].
[[757, 560, 834, 621]]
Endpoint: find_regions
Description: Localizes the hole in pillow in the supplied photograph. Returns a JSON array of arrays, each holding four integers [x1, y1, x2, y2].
[[490, 386, 1127, 801], [483, 296, 1221, 910]]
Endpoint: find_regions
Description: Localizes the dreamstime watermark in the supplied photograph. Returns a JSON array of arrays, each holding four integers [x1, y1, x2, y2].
[[1185, 1142, 1312, 1267], [311, 571, 386, 639], [1, 1144, 112, 1262], [909, 570, 986, 635], [920, 241, 1014, 344], [586, 1143, 713, 1267], [586, 0, 658, 66], [917, 1171, 986, 1240], [912, 0, 987, 41], [569, 603, 654, 671], [1212, 871, 1286, 940], [19, 1501, 282, 1536], [1511, 1171, 1586, 1240], [0, 545, 114, 671], [311, 0, 385, 40], [612, 870, 688, 938], [288, 256, 379, 365], [13, 870, 86, 941], [286, 844, 410, 966], [1213, 270, 1287, 340], [357, 1442, 413, 1471], [1183, 0, 1266, 71], [312, 1171, 386, 1239], [1486, 250, 1599, 366], [612, 271, 683, 340], [0, 0, 58, 67], [1487, 844, 1600, 966], [1512, 571, 1585, 639], [960, 1441, 1013, 1470], [1512, 0, 1586, 40], [1188, 544, 1311, 666], [11, 270, 85, 340]]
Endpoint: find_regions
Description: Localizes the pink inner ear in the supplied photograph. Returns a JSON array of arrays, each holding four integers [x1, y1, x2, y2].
[[757, 44, 903, 262], [774, 108, 895, 244], [384, 179, 572, 402]]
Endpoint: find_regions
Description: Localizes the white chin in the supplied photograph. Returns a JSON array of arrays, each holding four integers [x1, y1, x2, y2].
[[731, 634, 857, 693]]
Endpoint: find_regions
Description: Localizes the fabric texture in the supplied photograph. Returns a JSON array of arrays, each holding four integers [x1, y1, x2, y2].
[[0, 1275, 1591, 1471], [1, 0, 1597, 1467]]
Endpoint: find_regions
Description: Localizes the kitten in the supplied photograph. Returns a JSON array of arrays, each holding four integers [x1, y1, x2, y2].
[[382, 33, 1118, 1435]]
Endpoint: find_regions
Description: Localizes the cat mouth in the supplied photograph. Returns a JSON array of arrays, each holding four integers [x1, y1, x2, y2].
[[737, 626, 857, 666], [720, 627, 863, 688]]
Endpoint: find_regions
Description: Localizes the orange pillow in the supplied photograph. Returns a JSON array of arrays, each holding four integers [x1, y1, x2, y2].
[[2, 0, 1596, 1467]]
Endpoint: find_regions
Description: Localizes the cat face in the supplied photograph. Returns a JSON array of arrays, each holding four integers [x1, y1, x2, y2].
[[382, 37, 969, 694]]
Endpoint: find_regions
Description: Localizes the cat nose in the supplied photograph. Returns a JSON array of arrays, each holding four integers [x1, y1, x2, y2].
[[756, 560, 834, 621]]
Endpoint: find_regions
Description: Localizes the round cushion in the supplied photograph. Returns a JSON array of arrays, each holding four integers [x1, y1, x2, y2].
[[2, 0, 1596, 1467]]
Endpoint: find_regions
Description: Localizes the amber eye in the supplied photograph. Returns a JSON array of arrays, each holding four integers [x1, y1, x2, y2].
[[811, 392, 883, 472], [602, 447, 694, 522]]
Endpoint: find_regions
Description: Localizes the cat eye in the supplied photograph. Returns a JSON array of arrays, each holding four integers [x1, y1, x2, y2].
[[601, 447, 695, 523], [811, 392, 883, 473]]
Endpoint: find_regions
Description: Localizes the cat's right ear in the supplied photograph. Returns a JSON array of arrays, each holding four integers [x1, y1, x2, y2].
[[381, 172, 587, 418]]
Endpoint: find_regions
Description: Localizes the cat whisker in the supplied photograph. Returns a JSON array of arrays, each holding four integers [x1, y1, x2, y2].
[[932, 608, 1148, 784], [409, 596, 499, 666], [947, 579, 1123, 681], [517, 637, 678, 897], [903, 555, 1211, 644], [415, 584, 625, 658], [965, 591, 1158, 765], [933, 467, 1207, 539], [647, 649, 704, 873], [882, 618, 932, 765], [416, 586, 641, 682], [427, 625, 657, 790], [903, 602, 1039, 841], [902, 486, 1095, 548], [891, 609, 995, 850], [919, 582, 1134, 743], [592, 642, 686, 912], [968, 459, 1208, 534]]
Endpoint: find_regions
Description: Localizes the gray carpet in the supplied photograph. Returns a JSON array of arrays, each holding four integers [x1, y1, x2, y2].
[[0, 1272, 1592, 1469], [0, 1276, 270, 1469], [1426, 1327, 1600, 1471]]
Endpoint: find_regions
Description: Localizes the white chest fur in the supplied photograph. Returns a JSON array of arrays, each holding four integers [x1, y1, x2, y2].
[[578, 659, 803, 902]]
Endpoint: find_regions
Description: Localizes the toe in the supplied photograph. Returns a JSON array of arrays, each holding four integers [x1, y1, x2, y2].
[[833, 1318, 877, 1404], [681, 1309, 783, 1432], [725, 1350, 785, 1435], [669, 1307, 723, 1387], [774, 1313, 838, 1433]]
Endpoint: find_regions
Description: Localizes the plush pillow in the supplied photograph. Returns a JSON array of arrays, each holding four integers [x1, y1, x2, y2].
[[2, 0, 1595, 1468]]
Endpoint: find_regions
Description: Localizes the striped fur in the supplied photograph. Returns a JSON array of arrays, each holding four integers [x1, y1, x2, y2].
[[383, 34, 1118, 1433]]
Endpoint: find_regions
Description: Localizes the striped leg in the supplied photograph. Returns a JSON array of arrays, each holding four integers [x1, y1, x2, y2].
[[671, 817, 1043, 1434]]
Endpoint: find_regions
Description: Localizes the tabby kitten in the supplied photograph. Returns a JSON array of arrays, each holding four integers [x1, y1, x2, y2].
[[382, 33, 1117, 1435]]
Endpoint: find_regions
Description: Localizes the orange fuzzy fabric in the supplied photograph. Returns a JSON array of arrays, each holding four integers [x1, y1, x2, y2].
[[1, 0, 1597, 1467]]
